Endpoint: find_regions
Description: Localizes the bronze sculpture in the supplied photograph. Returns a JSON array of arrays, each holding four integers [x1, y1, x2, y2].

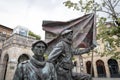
[[13, 40, 57, 80], [48, 29, 95, 80]]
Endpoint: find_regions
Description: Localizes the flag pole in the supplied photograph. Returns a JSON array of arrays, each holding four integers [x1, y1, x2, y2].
[[90, 0, 97, 77]]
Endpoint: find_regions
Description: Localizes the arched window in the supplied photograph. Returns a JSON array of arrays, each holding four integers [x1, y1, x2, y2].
[[108, 59, 120, 77], [18, 54, 29, 64], [3, 54, 9, 80], [96, 60, 106, 77], [86, 61, 94, 77]]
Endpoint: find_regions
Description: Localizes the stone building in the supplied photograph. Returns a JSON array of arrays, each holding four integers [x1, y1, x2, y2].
[[73, 41, 120, 78], [0, 25, 13, 58], [0, 25, 13, 80], [0, 25, 36, 80], [0, 25, 13, 38]]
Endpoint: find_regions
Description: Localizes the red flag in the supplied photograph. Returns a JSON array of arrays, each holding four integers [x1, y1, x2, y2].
[[42, 13, 96, 48]]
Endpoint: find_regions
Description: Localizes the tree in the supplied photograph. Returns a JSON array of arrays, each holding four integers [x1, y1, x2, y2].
[[64, 0, 120, 25], [28, 31, 41, 40], [63, 0, 120, 59]]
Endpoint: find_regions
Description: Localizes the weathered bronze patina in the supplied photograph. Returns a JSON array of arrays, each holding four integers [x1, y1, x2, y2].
[[48, 29, 95, 80], [13, 40, 57, 80]]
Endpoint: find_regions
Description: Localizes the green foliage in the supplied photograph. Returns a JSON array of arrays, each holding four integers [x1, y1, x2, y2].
[[97, 24, 120, 59], [28, 31, 41, 40], [63, 0, 94, 13], [64, 0, 120, 25], [63, 0, 120, 59], [111, 52, 120, 60]]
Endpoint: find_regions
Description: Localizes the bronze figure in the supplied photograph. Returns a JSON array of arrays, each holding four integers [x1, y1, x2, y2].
[[48, 29, 95, 80], [13, 40, 57, 80]]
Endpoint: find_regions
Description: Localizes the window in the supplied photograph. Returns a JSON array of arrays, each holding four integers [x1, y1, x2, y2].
[[96, 60, 106, 77]]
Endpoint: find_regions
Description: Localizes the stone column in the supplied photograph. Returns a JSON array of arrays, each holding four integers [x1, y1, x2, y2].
[[0, 60, 8, 80], [0, 63, 5, 80], [104, 60, 110, 78], [83, 61, 87, 73], [5, 62, 17, 80], [93, 60, 98, 77], [117, 60, 120, 75]]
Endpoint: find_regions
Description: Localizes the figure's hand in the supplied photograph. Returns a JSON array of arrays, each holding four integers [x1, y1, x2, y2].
[[85, 44, 96, 53], [90, 44, 96, 50]]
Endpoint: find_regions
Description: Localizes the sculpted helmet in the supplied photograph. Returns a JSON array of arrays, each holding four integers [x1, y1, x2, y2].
[[32, 40, 48, 50]]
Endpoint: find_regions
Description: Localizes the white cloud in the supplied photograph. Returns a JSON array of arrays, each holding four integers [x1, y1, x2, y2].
[[0, 0, 82, 40]]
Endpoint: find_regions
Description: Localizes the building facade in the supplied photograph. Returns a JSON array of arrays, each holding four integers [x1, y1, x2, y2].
[[0, 25, 36, 80], [0, 25, 13, 58]]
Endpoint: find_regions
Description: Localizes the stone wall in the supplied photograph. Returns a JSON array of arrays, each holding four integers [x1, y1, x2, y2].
[[0, 25, 13, 38], [73, 52, 120, 78], [0, 33, 36, 80]]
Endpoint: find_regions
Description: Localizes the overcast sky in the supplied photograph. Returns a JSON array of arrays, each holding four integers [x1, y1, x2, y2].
[[0, 0, 82, 40]]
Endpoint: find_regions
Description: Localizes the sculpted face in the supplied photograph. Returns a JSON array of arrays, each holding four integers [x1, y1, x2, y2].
[[32, 42, 46, 56], [66, 31, 73, 41]]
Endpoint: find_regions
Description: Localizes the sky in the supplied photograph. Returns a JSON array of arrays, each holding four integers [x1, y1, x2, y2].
[[0, 0, 82, 40]]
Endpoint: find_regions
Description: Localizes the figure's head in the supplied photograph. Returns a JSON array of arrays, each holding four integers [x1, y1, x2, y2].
[[61, 29, 73, 41], [32, 40, 47, 56]]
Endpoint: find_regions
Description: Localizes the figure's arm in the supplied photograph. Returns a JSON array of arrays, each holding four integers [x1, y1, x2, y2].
[[13, 63, 23, 80], [73, 44, 96, 55], [73, 48, 90, 55], [48, 42, 64, 64]]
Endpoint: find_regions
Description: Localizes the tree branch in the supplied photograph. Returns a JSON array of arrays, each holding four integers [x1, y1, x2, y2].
[[97, 10, 113, 15], [104, 6, 110, 11], [108, 0, 118, 19], [107, 0, 115, 12], [114, 0, 120, 7], [103, 0, 112, 10]]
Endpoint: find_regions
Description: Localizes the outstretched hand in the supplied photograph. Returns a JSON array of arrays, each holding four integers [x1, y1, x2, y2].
[[90, 44, 96, 50]]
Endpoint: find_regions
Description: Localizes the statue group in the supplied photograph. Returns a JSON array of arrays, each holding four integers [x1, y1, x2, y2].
[[13, 29, 95, 80]]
